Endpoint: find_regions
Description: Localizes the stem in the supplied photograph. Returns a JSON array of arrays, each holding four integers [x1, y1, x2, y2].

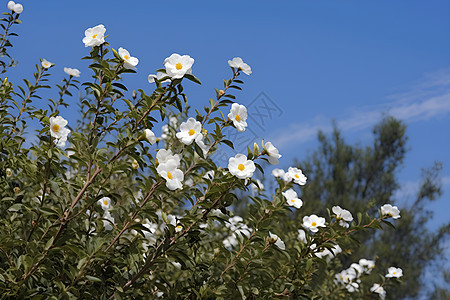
[[104, 180, 164, 252], [0, 14, 15, 54], [111, 179, 238, 295], [0, 246, 15, 267], [220, 231, 257, 278], [201, 71, 238, 126]]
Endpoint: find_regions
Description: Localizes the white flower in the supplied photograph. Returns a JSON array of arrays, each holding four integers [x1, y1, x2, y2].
[[268, 232, 285, 250], [170, 117, 178, 127], [63, 67, 81, 77], [156, 149, 181, 167], [370, 284, 386, 299], [228, 103, 248, 132], [164, 53, 194, 79], [7, 1, 15, 11], [359, 258, 375, 273], [175, 225, 183, 233], [41, 59, 53, 69], [381, 204, 401, 219], [144, 129, 156, 144], [272, 168, 285, 178], [161, 124, 169, 139], [251, 179, 264, 195], [148, 72, 171, 84], [228, 57, 252, 75], [303, 214, 326, 233], [97, 197, 112, 210], [311, 244, 341, 260], [184, 177, 194, 187], [55, 135, 68, 148], [287, 167, 307, 185], [156, 159, 184, 190], [82, 24, 106, 47], [118, 47, 139, 69], [133, 219, 158, 249], [203, 170, 215, 180], [49, 116, 70, 147], [264, 141, 281, 165], [332, 206, 353, 227], [196, 139, 210, 156], [176, 117, 203, 145], [386, 266, 403, 278], [142, 219, 158, 240], [6, 168, 12, 177], [311, 244, 331, 259], [102, 211, 115, 231], [226, 216, 244, 231], [7, 1, 23, 14], [223, 235, 238, 249], [228, 153, 256, 179], [350, 263, 364, 276], [345, 282, 359, 293], [297, 229, 307, 243], [335, 267, 361, 293], [224, 216, 252, 249], [332, 245, 342, 256], [282, 189, 303, 209]]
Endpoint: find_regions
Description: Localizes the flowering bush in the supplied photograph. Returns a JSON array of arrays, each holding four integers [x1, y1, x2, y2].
[[0, 6, 404, 299]]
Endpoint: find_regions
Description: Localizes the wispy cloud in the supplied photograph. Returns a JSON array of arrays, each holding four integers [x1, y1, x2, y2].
[[273, 70, 450, 148], [394, 176, 450, 204]]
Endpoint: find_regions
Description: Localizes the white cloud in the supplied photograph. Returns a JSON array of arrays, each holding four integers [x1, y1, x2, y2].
[[394, 176, 450, 204], [273, 69, 450, 149]]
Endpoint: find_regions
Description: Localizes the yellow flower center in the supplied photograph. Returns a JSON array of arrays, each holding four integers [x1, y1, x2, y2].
[[295, 174, 300, 179], [167, 172, 173, 180], [188, 129, 195, 136], [92, 34, 97, 39], [52, 124, 60, 133], [176, 63, 183, 70], [103, 200, 108, 206], [311, 222, 317, 227], [124, 55, 130, 60], [290, 199, 295, 203], [393, 271, 396, 274], [235, 114, 241, 122], [238, 164, 245, 171]]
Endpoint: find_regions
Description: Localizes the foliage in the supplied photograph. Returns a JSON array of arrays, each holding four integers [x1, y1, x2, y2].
[[0, 8, 406, 299], [292, 118, 450, 299]]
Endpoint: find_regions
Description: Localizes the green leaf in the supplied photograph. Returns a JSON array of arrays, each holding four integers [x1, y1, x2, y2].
[[86, 275, 102, 282], [184, 74, 201, 85]]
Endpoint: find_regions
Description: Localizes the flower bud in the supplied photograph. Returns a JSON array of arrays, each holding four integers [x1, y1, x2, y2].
[[13, 187, 20, 194], [131, 159, 139, 170], [253, 142, 260, 156], [6, 168, 12, 177], [218, 90, 225, 96], [268, 236, 278, 243]]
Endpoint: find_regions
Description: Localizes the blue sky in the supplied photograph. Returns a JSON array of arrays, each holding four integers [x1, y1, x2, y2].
[[6, 0, 450, 229]]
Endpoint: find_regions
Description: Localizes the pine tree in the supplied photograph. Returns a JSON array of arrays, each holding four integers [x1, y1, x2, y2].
[[293, 116, 449, 299]]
